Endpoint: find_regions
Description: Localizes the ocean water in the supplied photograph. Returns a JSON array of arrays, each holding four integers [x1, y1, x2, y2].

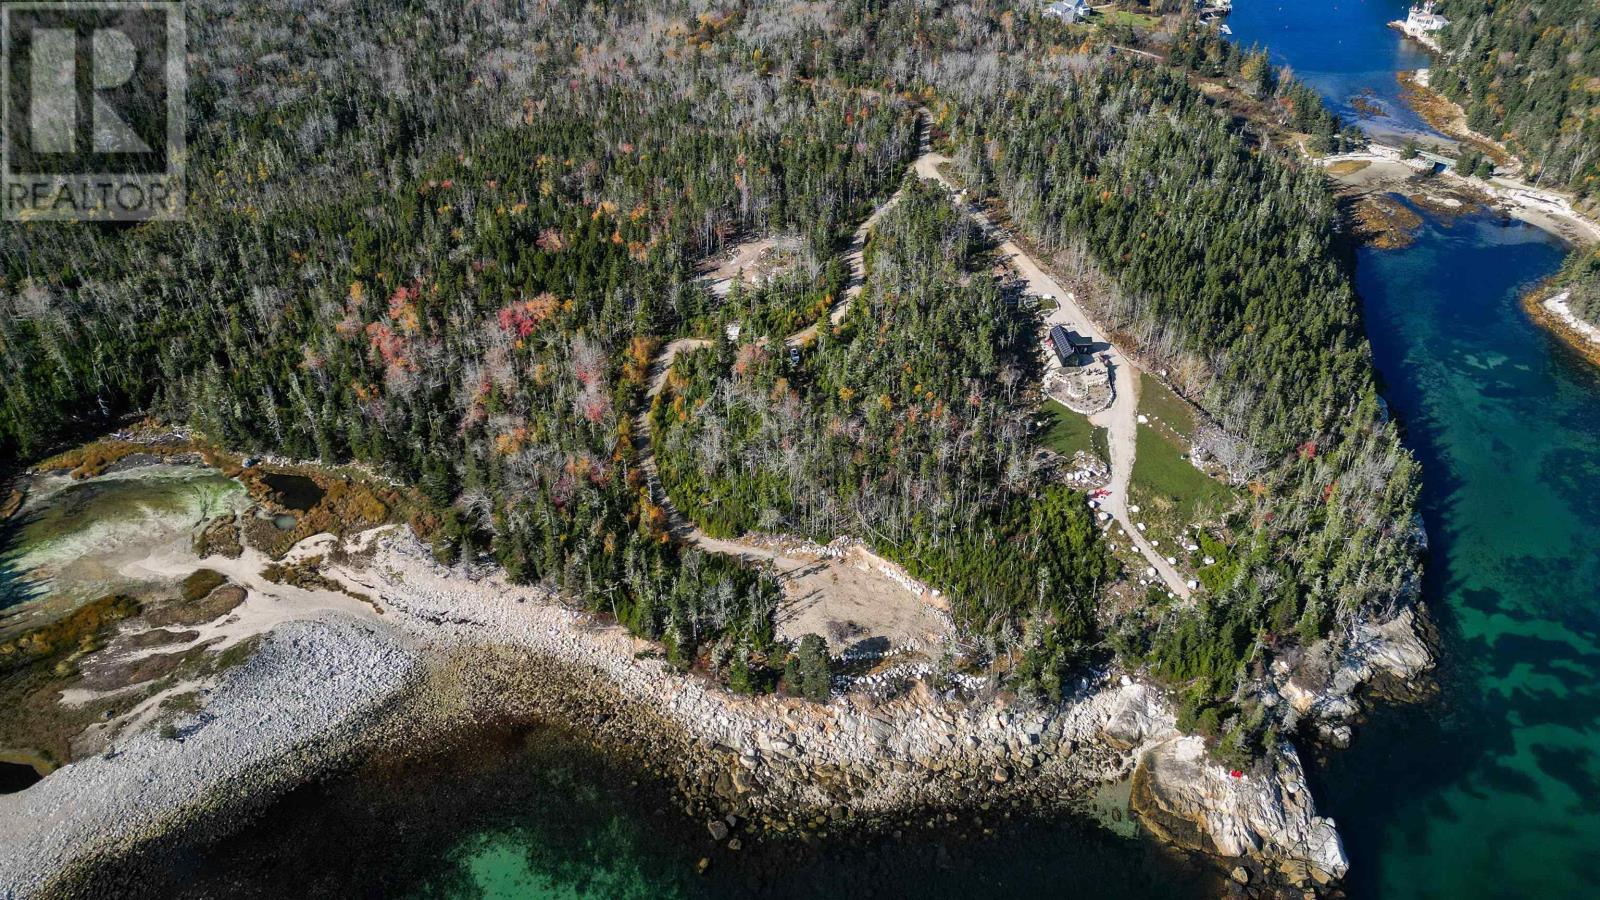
[[40, 5, 1597, 897], [1228, 0, 1444, 145], [65, 722, 1215, 899], [1227, 1, 1600, 896], [1322, 205, 1592, 899]]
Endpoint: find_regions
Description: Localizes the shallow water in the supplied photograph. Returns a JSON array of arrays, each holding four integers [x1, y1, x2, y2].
[[1227, 2, 1600, 896], [258, 472, 323, 512], [1318, 203, 1595, 899], [37, 6, 1599, 896], [69, 721, 1215, 899], [1, 465, 244, 635]]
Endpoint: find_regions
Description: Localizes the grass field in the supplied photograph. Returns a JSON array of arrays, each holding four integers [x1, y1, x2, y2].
[[1138, 372, 1197, 441], [1325, 159, 1372, 177], [1102, 10, 1161, 30], [1128, 424, 1235, 538], [1039, 400, 1107, 463]]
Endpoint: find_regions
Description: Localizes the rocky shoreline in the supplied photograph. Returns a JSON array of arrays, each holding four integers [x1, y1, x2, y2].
[[1320, 142, 1599, 251], [1391, 71, 1600, 246], [1523, 288, 1600, 369], [0, 617, 422, 899], [0, 516, 1440, 898]]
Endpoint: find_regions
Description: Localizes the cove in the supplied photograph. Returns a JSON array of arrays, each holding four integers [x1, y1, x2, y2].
[[1232, 1, 1600, 897], [1319, 205, 1593, 898], [1228, 0, 1442, 145], [64, 720, 1214, 899]]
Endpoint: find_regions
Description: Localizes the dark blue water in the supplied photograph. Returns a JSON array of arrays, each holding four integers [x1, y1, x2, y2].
[[1229, 0, 1446, 144], [1229, 2, 1600, 897], [56, 6, 1597, 897]]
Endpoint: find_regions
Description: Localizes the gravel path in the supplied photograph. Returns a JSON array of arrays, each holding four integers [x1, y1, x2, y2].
[[911, 151, 1192, 600], [642, 116, 1188, 606]]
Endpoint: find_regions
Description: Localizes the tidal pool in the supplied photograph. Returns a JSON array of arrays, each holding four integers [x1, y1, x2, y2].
[[1, 463, 246, 638]]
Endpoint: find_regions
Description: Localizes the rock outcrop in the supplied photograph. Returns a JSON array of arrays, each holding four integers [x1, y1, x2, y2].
[[0, 527, 1389, 896], [1278, 606, 1434, 733], [1132, 737, 1347, 886], [1103, 684, 1348, 886]]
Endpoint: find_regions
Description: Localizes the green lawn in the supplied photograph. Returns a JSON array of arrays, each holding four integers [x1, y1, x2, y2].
[[1102, 9, 1161, 30], [1138, 372, 1197, 441], [1039, 400, 1107, 463], [1129, 424, 1235, 534]]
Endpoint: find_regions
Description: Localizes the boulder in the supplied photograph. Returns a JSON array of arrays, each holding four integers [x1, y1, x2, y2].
[[1102, 683, 1176, 750]]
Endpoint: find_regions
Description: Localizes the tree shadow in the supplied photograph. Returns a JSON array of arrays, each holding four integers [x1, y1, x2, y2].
[[845, 635, 890, 658], [835, 635, 893, 677]]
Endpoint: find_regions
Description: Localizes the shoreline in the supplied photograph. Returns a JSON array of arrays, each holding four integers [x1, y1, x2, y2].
[[1394, 70, 1506, 166], [44, 643, 1211, 898], [1387, 20, 1441, 54], [1338, 63, 1600, 371], [0, 514, 1399, 895], [1386, 69, 1599, 246], [1522, 288, 1600, 369], [340, 531, 1359, 881], [0, 616, 422, 899], [1319, 149, 1600, 248]]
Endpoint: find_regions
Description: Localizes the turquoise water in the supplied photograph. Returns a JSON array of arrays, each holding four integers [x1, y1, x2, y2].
[[48, 6, 1598, 897], [1320, 204, 1592, 898], [1229, 1, 1600, 897]]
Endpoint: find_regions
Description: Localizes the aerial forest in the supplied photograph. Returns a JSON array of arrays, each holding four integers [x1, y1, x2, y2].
[[1435, 0, 1600, 203], [1, 0, 1421, 726]]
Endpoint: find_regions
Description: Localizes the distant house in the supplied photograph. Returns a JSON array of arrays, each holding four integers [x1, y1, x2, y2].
[[1391, 1, 1447, 50], [1044, 0, 1090, 24], [1049, 325, 1095, 367], [1404, 0, 1448, 32]]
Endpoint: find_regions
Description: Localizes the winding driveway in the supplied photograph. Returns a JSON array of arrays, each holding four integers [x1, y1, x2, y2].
[[637, 124, 1192, 602], [912, 152, 1191, 600]]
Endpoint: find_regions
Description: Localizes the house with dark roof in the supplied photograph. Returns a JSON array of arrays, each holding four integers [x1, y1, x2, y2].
[[1048, 324, 1094, 367]]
